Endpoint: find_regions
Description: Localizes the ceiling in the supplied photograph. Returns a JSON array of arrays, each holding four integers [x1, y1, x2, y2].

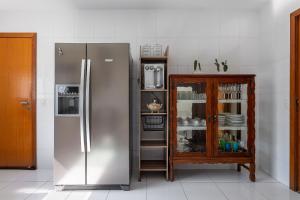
[[73, 0, 270, 9], [0, 0, 270, 11]]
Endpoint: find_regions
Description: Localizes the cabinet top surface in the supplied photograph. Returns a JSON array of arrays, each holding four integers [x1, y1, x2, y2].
[[169, 74, 256, 78]]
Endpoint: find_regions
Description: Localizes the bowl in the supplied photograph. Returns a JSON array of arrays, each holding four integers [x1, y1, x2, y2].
[[147, 102, 163, 113]]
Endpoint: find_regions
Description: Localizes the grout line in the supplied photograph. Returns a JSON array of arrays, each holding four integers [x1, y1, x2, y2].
[[24, 181, 49, 200], [145, 173, 148, 200], [239, 182, 270, 200], [179, 181, 189, 200], [0, 181, 14, 192], [105, 190, 111, 200], [65, 190, 72, 200], [213, 182, 230, 200]]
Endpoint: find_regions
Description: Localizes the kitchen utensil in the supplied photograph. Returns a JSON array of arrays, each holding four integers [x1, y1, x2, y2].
[[147, 98, 163, 113], [144, 64, 165, 89]]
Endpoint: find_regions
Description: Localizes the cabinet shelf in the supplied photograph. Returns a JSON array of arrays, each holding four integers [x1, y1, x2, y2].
[[218, 99, 247, 103], [141, 113, 167, 116], [140, 160, 167, 171], [177, 100, 206, 104], [141, 56, 168, 61], [141, 140, 167, 148], [58, 96, 79, 98], [218, 126, 247, 131], [177, 126, 207, 131], [141, 89, 167, 92]]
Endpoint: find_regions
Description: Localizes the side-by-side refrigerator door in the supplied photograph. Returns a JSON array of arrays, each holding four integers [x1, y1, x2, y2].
[[54, 43, 87, 185], [86, 43, 130, 185]]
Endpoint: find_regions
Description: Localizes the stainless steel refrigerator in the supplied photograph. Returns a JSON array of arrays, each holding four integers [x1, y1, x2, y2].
[[54, 43, 131, 190]]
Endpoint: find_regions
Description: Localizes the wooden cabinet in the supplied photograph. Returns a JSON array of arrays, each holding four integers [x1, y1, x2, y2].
[[169, 74, 255, 181]]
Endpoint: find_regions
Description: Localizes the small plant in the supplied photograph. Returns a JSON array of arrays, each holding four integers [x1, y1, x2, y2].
[[222, 60, 228, 72], [194, 60, 197, 71], [214, 59, 229, 72], [193, 60, 202, 72], [214, 59, 220, 72]]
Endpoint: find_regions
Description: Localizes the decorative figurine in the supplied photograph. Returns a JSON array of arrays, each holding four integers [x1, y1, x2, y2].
[[147, 98, 163, 113], [193, 59, 201, 72], [214, 58, 220, 72], [222, 60, 228, 72], [194, 60, 197, 72]]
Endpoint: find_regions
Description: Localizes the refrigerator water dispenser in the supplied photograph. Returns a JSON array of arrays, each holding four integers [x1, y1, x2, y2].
[[55, 84, 80, 116]]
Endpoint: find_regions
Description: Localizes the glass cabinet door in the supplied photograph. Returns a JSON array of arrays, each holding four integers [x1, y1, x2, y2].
[[216, 82, 249, 155], [176, 82, 208, 154]]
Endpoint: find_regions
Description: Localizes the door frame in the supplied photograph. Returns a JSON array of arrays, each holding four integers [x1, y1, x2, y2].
[[0, 33, 37, 168], [290, 9, 300, 191]]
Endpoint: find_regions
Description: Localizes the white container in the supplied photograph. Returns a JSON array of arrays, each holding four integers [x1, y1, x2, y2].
[[151, 44, 162, 56], [141, 44, 152, 57], [141, 44, 163, 57]]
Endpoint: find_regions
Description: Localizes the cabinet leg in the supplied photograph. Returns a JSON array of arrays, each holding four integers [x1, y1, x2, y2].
[[249, 163, 256, 182], [170, 161, 174, 182], [237, 164, 241, 172], [138, 171, 141, 182]]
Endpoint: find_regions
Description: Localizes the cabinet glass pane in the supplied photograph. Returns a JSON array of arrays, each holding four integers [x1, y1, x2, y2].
[[217, 83, 248, 153], [176, 83, 207, 153]]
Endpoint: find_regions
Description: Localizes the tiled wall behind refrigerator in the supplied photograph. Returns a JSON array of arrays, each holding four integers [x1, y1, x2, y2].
[[0, 8, 260, 171]]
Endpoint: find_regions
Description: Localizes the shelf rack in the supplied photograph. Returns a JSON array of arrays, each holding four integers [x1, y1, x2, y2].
[[138, 46, 169, 181], [218, 99, 248, 103]]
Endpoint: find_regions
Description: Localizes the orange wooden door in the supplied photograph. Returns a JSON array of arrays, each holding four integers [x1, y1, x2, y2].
[[296, 13, 300, 191], [0, 33, 36, 168]]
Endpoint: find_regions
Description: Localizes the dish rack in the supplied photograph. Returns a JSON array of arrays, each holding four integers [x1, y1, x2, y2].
[[142, 116, 165, 131]]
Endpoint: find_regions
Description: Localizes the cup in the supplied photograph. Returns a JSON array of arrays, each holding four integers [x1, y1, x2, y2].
[[220, 140, 225, 151], [225, 143, 231, 152], [239, 141, 245, 148], [200, 119, 206, 127], [233, 142, 239, 152]]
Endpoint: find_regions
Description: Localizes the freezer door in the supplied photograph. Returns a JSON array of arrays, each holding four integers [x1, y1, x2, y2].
[[86, 43, 130, 185], [54, 43, 87, 185]]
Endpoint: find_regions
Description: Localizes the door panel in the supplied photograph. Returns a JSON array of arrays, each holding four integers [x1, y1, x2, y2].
[[55, 44, 86, 84], [86, 43, 130, 185], [296, 15, 300, 189], [172, 78, 212, 157], [0, 34, 36, 168], [213, 79, 252, 157], [54, 43, 86, 185]]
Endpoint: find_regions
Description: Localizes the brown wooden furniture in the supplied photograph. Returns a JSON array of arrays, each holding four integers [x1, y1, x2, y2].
[[169, 74, 255, 181], [138, 46, 169, 181], [290, 8, 300, 191], [0, 33, 36, 168]]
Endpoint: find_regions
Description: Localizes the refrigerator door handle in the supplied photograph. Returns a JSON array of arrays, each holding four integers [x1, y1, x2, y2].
[[86, 59, 91, 152], [80, 59, 86, 153]]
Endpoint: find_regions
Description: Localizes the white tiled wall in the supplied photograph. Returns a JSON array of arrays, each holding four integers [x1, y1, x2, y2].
[[0, 9, 260, 170], [258, 0, 300, 186]]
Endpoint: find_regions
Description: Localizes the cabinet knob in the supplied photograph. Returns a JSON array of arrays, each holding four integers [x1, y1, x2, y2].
[[213, 115, 218, 122]]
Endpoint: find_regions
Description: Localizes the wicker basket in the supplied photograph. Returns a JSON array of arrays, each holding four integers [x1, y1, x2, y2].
[[142, 116, 165, 131]]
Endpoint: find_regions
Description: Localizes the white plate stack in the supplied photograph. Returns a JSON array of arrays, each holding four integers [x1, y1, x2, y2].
[[218, 115, 226, 126], [225, 114, 245, 126]]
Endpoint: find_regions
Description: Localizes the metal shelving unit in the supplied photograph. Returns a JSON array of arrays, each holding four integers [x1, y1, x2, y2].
[[138, 46, 169, 181]]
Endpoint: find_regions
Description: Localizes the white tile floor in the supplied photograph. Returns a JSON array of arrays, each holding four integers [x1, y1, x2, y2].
[[0, 169, 299, 200]]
